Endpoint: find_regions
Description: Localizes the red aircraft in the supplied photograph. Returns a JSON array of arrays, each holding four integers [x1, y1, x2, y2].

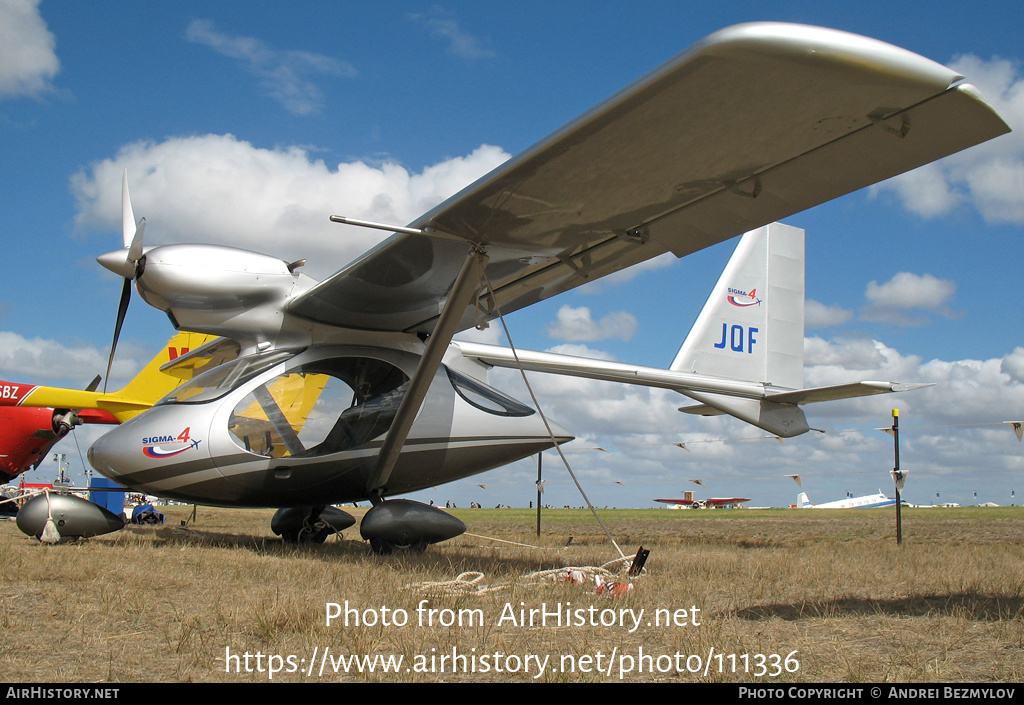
[[0, 369, 116, 481], [0, 405, 117, 481], [655, 497, 750, 509]]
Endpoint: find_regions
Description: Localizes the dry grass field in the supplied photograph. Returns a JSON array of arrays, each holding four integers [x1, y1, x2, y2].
[[1, 504, 1021, 683]]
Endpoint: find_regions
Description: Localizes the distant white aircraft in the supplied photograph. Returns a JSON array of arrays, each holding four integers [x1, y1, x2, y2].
[[798, 491, 896, 509]]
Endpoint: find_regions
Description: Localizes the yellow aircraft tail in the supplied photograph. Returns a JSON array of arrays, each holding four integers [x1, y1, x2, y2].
[[112, 331, 215, 415], [0, 331, 218, 422]]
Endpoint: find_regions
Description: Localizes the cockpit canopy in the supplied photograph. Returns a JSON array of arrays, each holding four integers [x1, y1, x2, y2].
[[156, 348, 299, 406], [157, 348, 534, 460]]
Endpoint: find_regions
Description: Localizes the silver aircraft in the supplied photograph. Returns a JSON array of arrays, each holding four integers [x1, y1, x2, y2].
[[78, 23, 1007, 552]]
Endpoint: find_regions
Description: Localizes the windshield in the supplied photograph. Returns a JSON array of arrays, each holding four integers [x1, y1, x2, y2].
[[156, 349, 300, 406]]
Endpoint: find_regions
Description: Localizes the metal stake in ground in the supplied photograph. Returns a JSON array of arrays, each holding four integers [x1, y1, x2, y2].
[[890, 409, 906, 546], [536, 452, 542, 538]]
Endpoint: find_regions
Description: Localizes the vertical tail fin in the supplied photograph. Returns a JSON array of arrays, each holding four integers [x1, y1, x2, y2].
[[109, 331, 215, 418], [0, 332, 217, 424], [672, 223, 810, 437], [798, 492, 811, 508], [671, 222, 804, 386]]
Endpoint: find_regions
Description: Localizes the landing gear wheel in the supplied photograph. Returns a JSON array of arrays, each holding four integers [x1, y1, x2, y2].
[[369, 538, 427, 555], [369, 537, 394, 555], [281, 524, 331, 544]]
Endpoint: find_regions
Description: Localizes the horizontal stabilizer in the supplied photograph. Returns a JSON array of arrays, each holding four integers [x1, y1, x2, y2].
[[677, 392, 811, 437], [766, 381, 933, 405], [454, 341, 766, 398], [680, 382, 933, 421]]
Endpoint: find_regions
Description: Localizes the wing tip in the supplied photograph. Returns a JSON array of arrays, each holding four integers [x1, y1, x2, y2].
[[699, 22, 960, 91]]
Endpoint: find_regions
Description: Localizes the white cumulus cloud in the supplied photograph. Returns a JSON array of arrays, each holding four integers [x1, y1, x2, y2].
[[805, 299, 854, 329], [0, 0, 58, 99], [70, 134, 511, 280], [861, 272, 959, 325], [546, 305, 638, 342], [999, 347, 1024, 383], [0, 331, 147, 387]]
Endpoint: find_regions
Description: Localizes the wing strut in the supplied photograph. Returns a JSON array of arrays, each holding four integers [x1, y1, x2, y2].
[[329, 215, 470, 244], [365, 247, 489, 499]]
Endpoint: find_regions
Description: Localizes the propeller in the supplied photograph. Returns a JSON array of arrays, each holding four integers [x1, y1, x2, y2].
[[96, 170, 146, 393], [33, 375, 105, 470]]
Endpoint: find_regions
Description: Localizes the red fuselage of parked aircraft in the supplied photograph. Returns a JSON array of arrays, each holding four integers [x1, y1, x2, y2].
[[0, 406, 117, 480]]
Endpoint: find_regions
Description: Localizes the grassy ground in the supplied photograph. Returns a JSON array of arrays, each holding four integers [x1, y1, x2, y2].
[[0, 505, 1021, 682]]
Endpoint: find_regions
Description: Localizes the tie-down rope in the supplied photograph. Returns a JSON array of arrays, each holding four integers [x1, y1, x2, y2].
[[479, 269, 625, 561]]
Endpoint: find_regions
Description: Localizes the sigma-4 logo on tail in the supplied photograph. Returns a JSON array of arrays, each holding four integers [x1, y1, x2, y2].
[[143, 427, 201, 459], [727, 287, 761, 307]]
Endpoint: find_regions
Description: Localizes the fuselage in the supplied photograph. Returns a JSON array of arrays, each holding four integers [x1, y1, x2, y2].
[[801, 493, 896, 509], [88, 343, 571, 507], [0, 406, 58, 480], [0, 406, 116, 480]]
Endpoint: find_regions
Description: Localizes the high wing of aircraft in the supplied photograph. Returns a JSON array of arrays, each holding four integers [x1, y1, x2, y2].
[[797, 491, 897, 509], [69, 23, 1007, 553], [0, 331, 214, 480]]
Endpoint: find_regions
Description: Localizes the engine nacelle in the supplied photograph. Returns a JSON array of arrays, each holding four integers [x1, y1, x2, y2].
[[135, 244, 298, 312], [117, 243, 314, 340]]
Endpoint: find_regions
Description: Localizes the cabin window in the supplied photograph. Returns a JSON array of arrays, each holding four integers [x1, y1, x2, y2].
[[445, 366, 534, 417], [228, 356, 408, 458]]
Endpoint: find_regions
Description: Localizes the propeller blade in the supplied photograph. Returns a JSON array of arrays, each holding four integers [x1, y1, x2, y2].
[[118, 170, 146, 272], [121, 169, 136, 249], [85, 375, 102, 393], [103, 278, 133, 394], [127, 217, 146, 265]]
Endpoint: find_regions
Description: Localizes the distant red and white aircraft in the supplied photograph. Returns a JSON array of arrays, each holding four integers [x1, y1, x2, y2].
[[655, 496, 750, 509]]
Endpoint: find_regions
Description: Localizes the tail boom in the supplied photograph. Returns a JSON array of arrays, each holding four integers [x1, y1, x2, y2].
[[457, 221, 928, 439]]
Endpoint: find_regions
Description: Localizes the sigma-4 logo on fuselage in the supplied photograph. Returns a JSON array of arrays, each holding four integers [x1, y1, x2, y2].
[[142, 427, 201, 459]]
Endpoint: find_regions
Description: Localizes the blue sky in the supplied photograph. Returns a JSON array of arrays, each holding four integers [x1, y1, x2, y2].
[[2, 1, 1023, 511]]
